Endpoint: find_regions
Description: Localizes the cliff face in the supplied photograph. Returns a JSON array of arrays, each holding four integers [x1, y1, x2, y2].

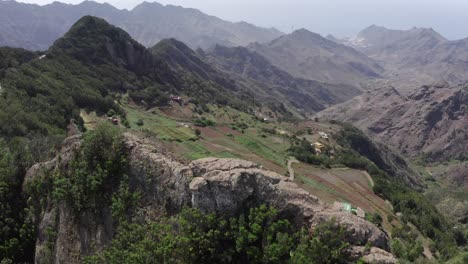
[[25, 133, 394, 263]]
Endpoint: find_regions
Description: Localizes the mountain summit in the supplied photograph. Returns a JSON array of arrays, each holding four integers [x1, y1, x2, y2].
[[50, 15, 155, 74], [248, 28, 383, 86], [348, 25, 448, 65]]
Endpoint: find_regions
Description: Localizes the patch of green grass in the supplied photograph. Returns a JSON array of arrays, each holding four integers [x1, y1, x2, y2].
[[235, 135, 287, 166], [179, 141, 212, 160], [447, 251, 468, 264], [296, 174, 344, 200], [178, 141, 242, 161], [125, 107, 195, 142], [214, 151, 241, 159]]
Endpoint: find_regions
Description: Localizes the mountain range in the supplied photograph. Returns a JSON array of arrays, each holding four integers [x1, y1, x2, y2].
[[0, 2, 467, 263], [0, 0, 282, 51], [332, 25, 468, 91], [1, 1, 466, 165], [248, 29, 384, 86]]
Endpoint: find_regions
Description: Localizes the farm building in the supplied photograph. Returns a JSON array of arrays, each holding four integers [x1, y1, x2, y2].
[[312, 142, 325, 154], [319, 131, 329, 139], [170, 95, 182, 103]]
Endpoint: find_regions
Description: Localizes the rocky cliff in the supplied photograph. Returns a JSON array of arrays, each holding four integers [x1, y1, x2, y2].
[[25, 133, 395, 263]]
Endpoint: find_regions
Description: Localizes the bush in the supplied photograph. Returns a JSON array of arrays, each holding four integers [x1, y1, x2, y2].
[[84, 206, 355, 264], [136, 119, 144, 126], [52, 123, 127, 214], [194, 118, 216, 127]]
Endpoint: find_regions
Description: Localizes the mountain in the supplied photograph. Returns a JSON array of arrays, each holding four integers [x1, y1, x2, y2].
[[317, 83, 468, 162], [0, 0, 283, 51], [1, 15, 465, 264], [338, 25, 468, 92], [0, 15, 274, 139], [247, 29, 384, 87], [203, 44, 362, 113], [346, 25, 448, 66]]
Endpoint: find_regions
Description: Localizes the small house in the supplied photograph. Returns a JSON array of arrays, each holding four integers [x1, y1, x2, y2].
[[170, 95, 182, 103], [319, 132, 329, 139], [312, 142, 325, 154], [341, 202, 352, 213]]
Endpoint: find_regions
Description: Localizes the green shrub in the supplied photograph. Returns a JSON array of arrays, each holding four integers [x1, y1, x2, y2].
[[84, 205, 354, 264]]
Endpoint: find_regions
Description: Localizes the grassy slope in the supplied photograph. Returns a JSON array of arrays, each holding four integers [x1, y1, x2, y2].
[[84, 102, 400, 232]]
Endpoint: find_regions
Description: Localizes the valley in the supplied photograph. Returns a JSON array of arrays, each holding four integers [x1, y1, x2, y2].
[[0, 1, 466, 263]]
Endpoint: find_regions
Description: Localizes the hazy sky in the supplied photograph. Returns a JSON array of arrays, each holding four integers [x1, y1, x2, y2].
[[17, 0, 468, 40]]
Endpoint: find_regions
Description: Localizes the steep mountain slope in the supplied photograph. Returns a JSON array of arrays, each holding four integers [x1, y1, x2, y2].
[[317, 83, 468, 162], [203, 45, 362, 113], [0, 0, 283, 51], [248, 29, 384, 87]]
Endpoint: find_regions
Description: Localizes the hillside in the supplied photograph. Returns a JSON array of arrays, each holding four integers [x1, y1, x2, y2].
[[0, 12, 467, 264], [0, 0, 283, 51], [317, 83, 468, 162], [203, 45, 363, 112], [248, 29, 384, 87]]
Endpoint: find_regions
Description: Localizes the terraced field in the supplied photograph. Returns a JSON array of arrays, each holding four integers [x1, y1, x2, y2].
[[83, 102, 398, 230], [293, 164, 395, 229]]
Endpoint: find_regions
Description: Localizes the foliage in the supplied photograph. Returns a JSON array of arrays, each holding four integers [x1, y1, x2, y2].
[[0, 141, 35, 263], [193, 117, 216, 127], [290, 220, 351, 264], [54, 123, 128, 214], [289, 124, 462, 260], [85, 205, 353, 264], [391, 225, 424, 261]]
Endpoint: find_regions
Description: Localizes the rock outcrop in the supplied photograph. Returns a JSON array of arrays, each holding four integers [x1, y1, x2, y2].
[[350, 246, 398, 264], [25, 133, 392, 263]]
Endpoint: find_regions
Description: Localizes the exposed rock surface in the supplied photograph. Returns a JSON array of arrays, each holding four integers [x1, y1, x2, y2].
[[25, 133, 392, 263], [350, 246, 398, 264], [432, 162, 468, 187], [318, 83, 468, 162]]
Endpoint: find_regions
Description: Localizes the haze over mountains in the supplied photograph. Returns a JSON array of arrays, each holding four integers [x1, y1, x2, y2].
[[248, 29, 384, 86], [331, 25, 468, 91], [0, 0, 282, 50]]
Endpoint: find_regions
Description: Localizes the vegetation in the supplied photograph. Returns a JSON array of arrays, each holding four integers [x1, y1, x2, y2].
[[0, 141, 35, 263], [0, 14, 465, 264], [84, 205, 353, 264], [25, 124, 128, 215], [289, 124, 465, 260]]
